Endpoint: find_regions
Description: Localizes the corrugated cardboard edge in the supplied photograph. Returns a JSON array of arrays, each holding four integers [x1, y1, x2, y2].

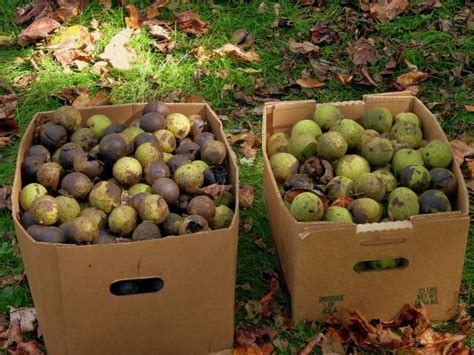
[[11, 103, 239, 354]]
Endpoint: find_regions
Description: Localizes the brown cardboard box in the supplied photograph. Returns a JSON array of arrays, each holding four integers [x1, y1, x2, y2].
[[263, 92, 470, 322], [11, 103, 239, 355]]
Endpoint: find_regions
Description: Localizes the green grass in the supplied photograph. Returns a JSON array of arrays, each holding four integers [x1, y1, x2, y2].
[[0, 0, 473, 352]]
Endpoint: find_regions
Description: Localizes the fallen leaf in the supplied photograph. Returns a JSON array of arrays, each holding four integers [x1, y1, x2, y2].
[[236, 283, 251, 291], [175, 10, 209, 35], [465, 105, 474, 112], [213, 44, 261, 63], [16, 341, 43, 354], [99, 0, 112, 9], [273, 3, 280, 15], [233, 90, 256, 105], [216, 70, 229, 79], [0, 93, 17, 120], [239, 185, 254, 209], [309, 25, 339, 45], [235, 324, 277, 351], [360, 66, 378, 86], [259, 275, 279, 316], [271, 17, 294, 28], [145, 22, 171, 40], [334, 73, 353, 85], [288, 38, 319, 55], [90, 61, 109, 76], [9, 308, 37, 333], [331, 197, 353, 208], [228, 130, 258, 158], [0, 120, 19, 148], [240, 216, 253, 233], [348, 38, 378, 65], [415, 0, 442, 13], [181, 94, 206, 103], [0, 185, 12, 212], [17, 17, 60, 46], [145, 0, 168, 21], [198, 184, 232, 198], [54, 0, 90, 22], [456, 304, 472, 335], [154, 40, 175, 53], [0, 274, 23, 288], [72, 90, 110, 108], [450, 140, 474, 165], [12, 73, 38, 88], [396, 71, 429, 86], [296, 77, 325, 88], [125, 4, 141, 29], [360, 0, 409, 22], [99, 29, 137, 69]]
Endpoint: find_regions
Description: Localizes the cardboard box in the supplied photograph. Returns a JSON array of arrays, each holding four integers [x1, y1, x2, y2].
[[262, 92, 470, 322], [11, 103, 239, 355]]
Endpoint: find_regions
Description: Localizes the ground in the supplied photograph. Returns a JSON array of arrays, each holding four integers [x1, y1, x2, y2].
[[0, 0, 473, 353]]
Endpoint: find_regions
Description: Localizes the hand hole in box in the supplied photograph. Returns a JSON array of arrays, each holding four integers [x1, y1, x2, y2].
[[110, 277, 164, 296], [354, 258, 409, 273]]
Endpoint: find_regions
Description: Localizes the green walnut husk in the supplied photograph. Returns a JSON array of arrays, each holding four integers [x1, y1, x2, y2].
[[266, 132, 290, 157], [400, 165, 431, 193], [361, 107, 393, 133], [391, 121, 422, 149], [290, 192, 324, 222], [108, 205, 137, 236], [287, 133, 318, 162], [349, 198, 382, 224], [56, 195, 81, 224], [31, 195, 60, 226], [373, 169, 398, 194], [313, 103, 344, 130], [362, 137, 394, 167], [323, 206, 353, 222], [325, 176, 354, 201], [317, 131, 348, 161], [335, 155, 370, 182], [20, 183, 48, 211], [391, 149, 424, 176], [291, 120, 322, 139], [354, 173, 386, 201], [270, 152, 299, 183], [419, 189, 452, 214], [387, 187, 420, 221], [331, 119, 364, 150], [87, 114, 112, 139], [422, 139, 453, 168]]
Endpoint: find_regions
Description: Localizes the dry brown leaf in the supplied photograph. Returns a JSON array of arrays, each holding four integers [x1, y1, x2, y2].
[[216, 70, 229, 79], [125, 4, 141, 29], [240, 216, 253, 233], [348, 38, 378, 65], [18, 17, 60, 46], [450, 140, 474, 165], [239, 185, 254, 209], [309, 25, 339, 45], [396, 71, 429, 86], [16, 341, 43, 354], [213, 44, 261, 63], [154, 41, 175, 53], [0, 185, 12, 212], [0, 120, 19, 148], [99, 29, 137, 69], [465, 105, 474, 112], [175, 10, 209, 35], [72, 90, 110, 108], [9, 308, 37, 333], [181, 94, 206, 103], [456, 304, 472, 335], [296, 77, 325, 88], [288, 38, 319, 55], [145, 22, 171, 40], [334, 73, 353, 85], [0, 94, 17, 120], [228, 130, 258, 158], [331, 197, 353, 208], [12, 73, 38, 88], [54, 0, 90, 22], [197, 184, 232, 198], [99, 0, 112, 9], [146, 0, 168, 21], [360, 66, 378, 86], [0, 274, 23, 288], [415, 0, 442, 12], [360, 0, 409, 22]]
